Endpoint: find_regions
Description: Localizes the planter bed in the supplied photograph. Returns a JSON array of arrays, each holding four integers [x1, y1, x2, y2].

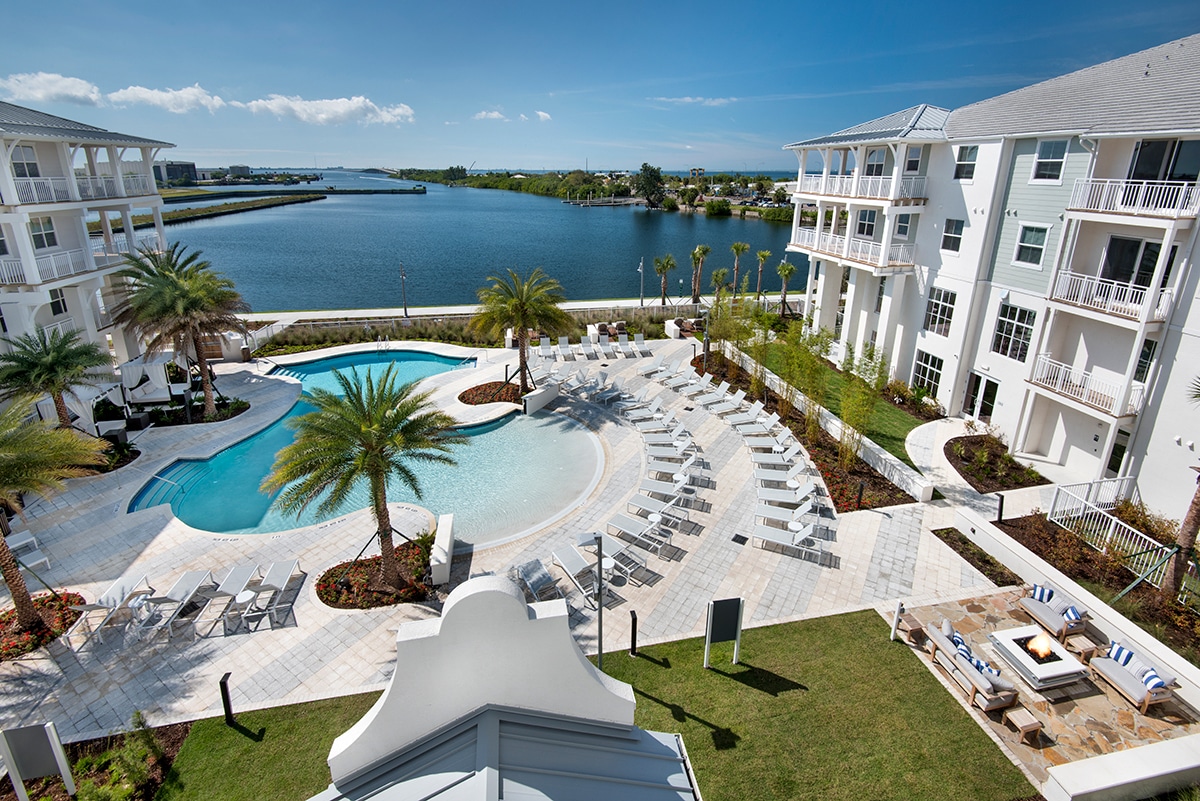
[[944, 435, 1048, 494]]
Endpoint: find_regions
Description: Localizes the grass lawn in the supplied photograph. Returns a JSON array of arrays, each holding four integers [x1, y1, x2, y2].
[[602, 610, 1033, 801], [762, 344, 923, 468], [155, 692, 380, 801]]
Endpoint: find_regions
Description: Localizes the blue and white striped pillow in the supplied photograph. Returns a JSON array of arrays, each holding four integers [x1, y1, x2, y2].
[[957, 643, 973, 660], [1031, 584, 1055, 603], [951, 632, 966, 649], [1141, 668, 1166, 690], [1107, 641, 1134, 667], [971, 656, 1000, 677], [1063, 605, 1082, 622]]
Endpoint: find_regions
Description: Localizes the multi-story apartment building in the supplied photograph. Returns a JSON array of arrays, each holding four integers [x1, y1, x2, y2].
[[785, 34, 1200, 514], [0, 102, 171, 368]]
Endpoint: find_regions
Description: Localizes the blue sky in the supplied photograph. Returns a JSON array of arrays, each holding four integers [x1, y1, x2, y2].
[[3, 0, 1198, 172]]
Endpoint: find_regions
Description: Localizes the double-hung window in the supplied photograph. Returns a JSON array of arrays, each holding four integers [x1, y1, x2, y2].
[[954, 146, 978, 180], [895, 213, 912, 240], [912, 351, 944, 396], [48, 288, 67, 316], [941, 218, 964, 252], [10, 146, 40, 178], [905, 146, 922, 173], [1032, 139, 1068, 181], [1014, 224, 1049, 268], [856, 209, 877, 237], [923, 287, 956, 337], [991, 303, 1035, 362], [29, 217, 57, 249], [864, 148, 885, 177], [875, 277, 886, 313]]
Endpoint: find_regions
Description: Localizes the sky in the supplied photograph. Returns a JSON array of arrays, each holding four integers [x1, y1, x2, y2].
[[3, 0, 1199, 173]]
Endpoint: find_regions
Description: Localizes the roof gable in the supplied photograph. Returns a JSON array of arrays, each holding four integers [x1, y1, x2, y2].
[[785, 104, 949, 149]]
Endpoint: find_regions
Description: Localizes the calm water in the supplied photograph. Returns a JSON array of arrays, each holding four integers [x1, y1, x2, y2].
[[165, 171, 807, 312]]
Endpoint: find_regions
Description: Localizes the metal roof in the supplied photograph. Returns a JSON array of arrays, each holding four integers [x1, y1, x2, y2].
[[784, 104, 949, 149], [946, 33, 1200, 139], [0, 102, 172, 148]]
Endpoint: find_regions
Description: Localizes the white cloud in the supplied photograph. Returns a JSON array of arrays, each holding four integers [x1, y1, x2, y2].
[[650, 96, 737, 107], [535, 110, 552, 121], [0, 72, 103, 105], [107, 83, 226, 113], [473, 110, 507, 121], [519, 113, 529, 122], [235, 95, 414, 125]]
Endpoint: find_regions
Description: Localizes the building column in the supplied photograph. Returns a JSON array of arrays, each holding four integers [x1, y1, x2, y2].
[[55, 142, 81, 201], [0, 141, 20, 204], [99, 211, 115, 248], [850, 145, 866, 197], [878, 210, 898, 269], [887, 143, 904, 200], [107, 147, 127, 197], [879, 273, 907, 376], [851, 272, 874, 358], [150, 207, 166, 250], [74, 216, 98, 270], [838, 267, 862, 361], [813, 261, 840, 334], [119, 209, 136, 251], [10, 214, 41, 285]]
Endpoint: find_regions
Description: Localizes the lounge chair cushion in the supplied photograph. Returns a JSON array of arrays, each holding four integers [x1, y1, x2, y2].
[[1031, 584, 1055, 603], [1062, 605, 1083, 622], [1142, 669, 1167, 690], [1107, 640, 1135, 667], [953, 653, 994, 694]]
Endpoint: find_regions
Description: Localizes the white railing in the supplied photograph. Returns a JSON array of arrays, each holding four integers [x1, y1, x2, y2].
[[847, 237, 878, 263], [800, 175, 824, 193], [90, 231, 159, 264], [76, 174, 121, 200], [1069, 178, 1200, 218], [898, 175, 926, 198], [826, 175, 855, 195], [35, 249, 90, 282], [13, 176, 73, 204], [792, 229, 913, 268], [1056, 476, 1140, 510], [857, 176, 892, 198], [1031, 354, 1146, 416], [0, 259, 28, 284], [1050, 272, 1170, 321], [797, 174, 926, 201], [39, 317, 77, 339], [792, 227, 817, 249], [122, 172, 153, 196]]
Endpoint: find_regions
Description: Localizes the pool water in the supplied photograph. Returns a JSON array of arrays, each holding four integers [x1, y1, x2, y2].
[[129, 350, 602, 547]]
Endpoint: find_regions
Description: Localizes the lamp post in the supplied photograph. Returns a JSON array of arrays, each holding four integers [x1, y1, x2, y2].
[[638, 257, 644, 307], [399, 261, 409, 318], [577, 530, 605, 670]]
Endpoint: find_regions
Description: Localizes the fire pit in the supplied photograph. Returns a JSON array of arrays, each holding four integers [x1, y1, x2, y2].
[[988, 625, 1087, 690]]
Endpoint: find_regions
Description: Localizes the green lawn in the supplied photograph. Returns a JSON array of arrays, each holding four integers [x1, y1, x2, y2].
[[602, 610, 1033, 801], [761, 344, 923, 468]]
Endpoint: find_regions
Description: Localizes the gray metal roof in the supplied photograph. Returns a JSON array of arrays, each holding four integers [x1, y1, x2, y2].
[[309, 708, 700, 801], [0, 102, 172, 148], [946, 33, 1200, 139], [784, 104, 949, 149]]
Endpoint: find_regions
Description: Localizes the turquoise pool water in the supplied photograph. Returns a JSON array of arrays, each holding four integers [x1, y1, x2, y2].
[[129, 350, 602, 547]]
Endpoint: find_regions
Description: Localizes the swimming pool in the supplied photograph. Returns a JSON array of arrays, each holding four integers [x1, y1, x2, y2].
[[129, 349, 603, 547]]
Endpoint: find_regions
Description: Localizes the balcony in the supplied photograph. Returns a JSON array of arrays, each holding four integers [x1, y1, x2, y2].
[[1068, 178, 1199, 219], [76, 175, 121, 200], [91, 232, 160, 266], [4, 172, 157, 206], [0, 248, 93, 286], [1031, 354, 1145, 417], [798, 173, 926, 201], [11, 177, 73, 204], [1050, 272, 1172, 322], [792, 227, 914, 270], [122, 173, 153, 196]]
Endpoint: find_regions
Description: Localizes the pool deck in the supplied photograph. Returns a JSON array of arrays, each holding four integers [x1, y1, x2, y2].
[[0, 338, 1053, 751]]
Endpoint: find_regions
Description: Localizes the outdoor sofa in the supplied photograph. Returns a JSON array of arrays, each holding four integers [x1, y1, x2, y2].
[[1019, 582, 1089, 642], [1090, 639, 1178, 714], [927, 620, 1019, 712]]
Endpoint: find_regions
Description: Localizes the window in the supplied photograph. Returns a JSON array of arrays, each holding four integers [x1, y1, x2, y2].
[[895, 213, 911, 240], [954, 146, 978, 180], [905, 146, 922, 173], [0, 230, 8, 256], [10, 145, 39, 178], [991, 303, 1036, 362], [923, 287, 957, 336], [864, 148, 885, 177], [1014, 224, 1049, 267], [912, 350, 944, 396], [856, 209, 877, 237], [1032, 139, 1068, 181], [941, 218, 964, 252], [875, 277, 886, 313], [1134, 339, 1157, 383], [0, 308, 6, 334], [29, 217, 56, 249], [48, 288, 67, 317]]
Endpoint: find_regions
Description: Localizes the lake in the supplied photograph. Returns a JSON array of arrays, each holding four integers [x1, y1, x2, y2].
[[166, 170, 807, 313]]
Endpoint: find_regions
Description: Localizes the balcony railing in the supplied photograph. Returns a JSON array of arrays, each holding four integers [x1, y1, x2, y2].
[[39, 318, 77, 339], [0, 259, 28, 284], [35, 249, 90, 282], [76, 175, 121, 200], [791, 227, 914, 268], [13, 177, 73, 204], [91, 231, 160, 265], [1069, 178, 1200, 219], [1050, 272, 1172, 322], [122, 173, 153, 196], [1031, 354, 1145, 416], [797, 174, 926, 201]]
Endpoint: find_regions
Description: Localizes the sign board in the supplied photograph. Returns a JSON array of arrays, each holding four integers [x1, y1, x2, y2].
[[704, 597, 744, 668]]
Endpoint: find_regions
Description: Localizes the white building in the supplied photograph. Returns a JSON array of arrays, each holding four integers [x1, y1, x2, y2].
[[785, 34, 1200, 515], [0, 102, 171, 367]]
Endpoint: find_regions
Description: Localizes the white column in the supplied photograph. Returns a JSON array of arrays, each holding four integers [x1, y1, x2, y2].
[[56, 142, 81, 201], [820, 148, 832, 193], [99, 211, 114, 248], [880, 273, 907, 376], [74, 216, 97, 270], [851, 272, 874, 358], [0, 141, 20, 205], [120, 209, 136, 249], [887, 144, 904, 200], [849, 146, 866, 197], [150, 207, 166, 249], [107, 147, 127, 197], [839, 267, 861, 359], [11, 213, 42, 285], [842, 204, 856, 259], [878, 210, 898, 269]]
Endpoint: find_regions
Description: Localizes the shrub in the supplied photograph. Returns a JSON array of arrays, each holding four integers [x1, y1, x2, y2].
[[759, 206, 795, 223], [704, 199, 732, 216], [74, 712, 161, 801], [661, 196, 679, 211]]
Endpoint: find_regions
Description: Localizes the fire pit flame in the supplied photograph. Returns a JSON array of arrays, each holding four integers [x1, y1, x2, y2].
[[1027, 632, 1054, 659]]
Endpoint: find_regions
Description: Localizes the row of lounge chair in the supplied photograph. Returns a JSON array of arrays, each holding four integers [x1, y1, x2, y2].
[[537, 333, 653, 362], [65, 561, 305, 650]]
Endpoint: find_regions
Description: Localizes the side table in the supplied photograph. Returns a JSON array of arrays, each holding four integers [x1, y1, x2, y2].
[[897, 612, 926, 646], [1002, 705, 1043, 745], [1067, 635, 1098, 663]]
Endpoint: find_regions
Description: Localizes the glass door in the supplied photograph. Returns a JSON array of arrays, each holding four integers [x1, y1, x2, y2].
[[963, 373, 999, 423]]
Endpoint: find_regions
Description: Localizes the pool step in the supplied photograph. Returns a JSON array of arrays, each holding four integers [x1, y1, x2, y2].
[[129, 460, 211, 512]]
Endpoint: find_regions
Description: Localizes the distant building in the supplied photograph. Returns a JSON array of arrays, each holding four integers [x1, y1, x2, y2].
[[228, 164, 251, 177], [152, 160, 197, 184]]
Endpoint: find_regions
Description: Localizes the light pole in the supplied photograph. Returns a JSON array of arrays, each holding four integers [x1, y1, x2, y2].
[[399, 261, 409, 318], [577, 531, 605, 670], [638, 257, 644, 307]]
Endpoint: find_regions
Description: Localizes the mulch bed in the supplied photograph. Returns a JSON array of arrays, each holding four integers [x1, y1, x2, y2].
[[931, 527, 1023, 586], [0, 591, 83, 662], [944, 434, 1049, 494], [0, 721, 191, 801], [458, 381, 522, 405], [316, 546, 430, 609], [996, 513, 1200, 664], [148, 398, 250, 426], [693, 355, 913, 512]]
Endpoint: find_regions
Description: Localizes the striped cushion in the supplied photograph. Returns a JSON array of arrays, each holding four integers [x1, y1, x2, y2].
[[1107, 641, 1135, 667], [951, 632, 966, 649], [1063, 605, 1082, 622], [1142, 669, 1166, 690], [1031, 584, 1055, 604], [956, 643, 973, 660], [971, 656, 1000, 677]]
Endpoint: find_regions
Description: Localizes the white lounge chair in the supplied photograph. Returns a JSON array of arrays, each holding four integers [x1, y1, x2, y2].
[[736, 412, 781, 436], [613, 333, 633, 357], [67, 575, 155, 649], [607, 513, 671, 556], [756, 499, 813, 525], [554, 547, 603, 608], [557, 336, 576, 361], [624, 397, 663, 421], [726, 401, 765, 426], [634, 410, 676, 433], [646, 436, 692, 459], [680, 374, 714, 398], [647, 451, 697, 477], [593, 334, 614, 359], [640, 473, 689, 500], [201, 563, 262, 626], [576, 335, 596, 359], [593, 376, 626, 404], [695, 381, 731, 407], [627, 493, 690, 522], [643, 422, 687, 445], [753, 523, 824, 560], [663, 367, 697, 390], [708, 389, 747, 415], [130, 570, 216, 641], [613, 387, 650, 412], [517, 559, 563, 601], [633, 333, 653, 357], [636, 353, 665, 376], [751, 441, 803, 466], [758, 479, 816, 506], [539, 337, 555, 360], [757, 461, 809, 487], [560, 368, 591, 393], [250, 560, 304, 622]]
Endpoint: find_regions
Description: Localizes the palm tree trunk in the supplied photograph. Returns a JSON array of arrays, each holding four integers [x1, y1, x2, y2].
[[691, 266, 701, 304], [1164, 472, 1200, 598], [52, 392, 73, 429], [661, 276, 668, 306], [781, 281, 789, 316], [517, 329, 530, 395], [0, 537, 43, 632], [371, 474, 401, 590], [756, 266, 763, 300], [195, 346, 217, 418]]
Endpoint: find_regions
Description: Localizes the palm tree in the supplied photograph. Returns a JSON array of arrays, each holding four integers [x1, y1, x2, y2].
[[730, 242, 750, 291], [262, 366, 467, 591], [711, 268, 730, 294], [0, 329, 110, 429], [0, 397, 108, 631], [113, 243, 249, 418], [756, 249, 772, 300], [1164, 378, 1200, 598], [469, 268, 572, 395], [690, 244, 711, 304], [654, 254, 677, 306], [777, 259, 797, 315]]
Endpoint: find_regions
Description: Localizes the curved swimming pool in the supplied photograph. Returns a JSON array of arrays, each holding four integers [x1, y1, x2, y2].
[[129, 349, 603, 547]]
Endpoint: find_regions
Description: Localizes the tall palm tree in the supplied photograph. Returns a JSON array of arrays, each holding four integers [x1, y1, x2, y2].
[[710, 268, 730, 294], [1164, 378, 1200, 597], [470, 268, 572, 395], [690, 244, 711, 304], [113, 243, 250, 418], [730, 242, 750, 291], [0, 398, 108, 632], [0, 329, 110, 429], [654, 254, 677, 306], [262, 366, 467, 591], [777, 259, 797, 315], [756, 249, 772, 300]]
